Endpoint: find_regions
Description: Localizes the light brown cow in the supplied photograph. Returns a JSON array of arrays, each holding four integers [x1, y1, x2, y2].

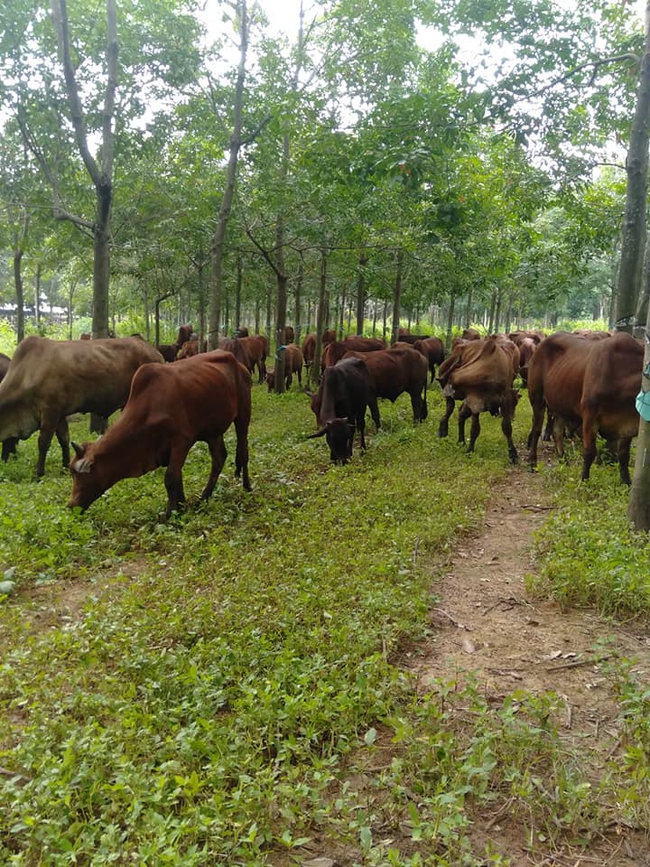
[[0, 336, 163, 477], [438, 337, 519, 462]]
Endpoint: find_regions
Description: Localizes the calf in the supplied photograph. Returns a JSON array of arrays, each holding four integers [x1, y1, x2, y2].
[[69, 350, 252, 518], [308, 358, 379, 463], [438, 337, 519, 463]]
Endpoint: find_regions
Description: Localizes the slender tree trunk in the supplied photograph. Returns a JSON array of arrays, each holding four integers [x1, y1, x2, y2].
[[390, 248, 404, 346], [494, 287, 503, 334], [13, 248, 25, 344], [382, 300, 388, 341], [338, 289, 346, 339], [208, 0, 248, 347], [615, 6, 650, 334], [34, 262, 41, 329], [295, 262, 303, 343], [372, 299, 378, 336], [356, 254, 367, 335], [234, 255, 242, 333], [465, 284, 473, 329], [255, 297, 260, 334], [488, 287, 497, 333], [445, 289, 456, 350], [311, 248, 328, 387]]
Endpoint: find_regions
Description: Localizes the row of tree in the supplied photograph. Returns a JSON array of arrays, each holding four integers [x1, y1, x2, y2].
[[2, 0, 650, 521]]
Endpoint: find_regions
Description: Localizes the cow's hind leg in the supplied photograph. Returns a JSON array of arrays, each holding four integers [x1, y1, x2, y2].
[[234, 417, 252, 491], [438, 396, 455, 438], [200, 436, 228, 502], [458, 401, 472, 446], [502, 414, 519, 464], [617, 436, 633, 485]]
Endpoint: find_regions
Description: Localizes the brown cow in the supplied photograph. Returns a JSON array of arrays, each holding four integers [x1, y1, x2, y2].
[[307, 357, 379, 463], [69, 350, 252, 517], [413, 337, 445, 383], [217, 338, 251, 368], [236, 335, 267, 384], [0, 352, 18, 460], [527, 332, 596, 471], [157, 323, 193, 362], [176, 337, 207, 359], [342, 346, 428, 423], [438, 337, 519, 463], [301, 333, 316, 373], [323, 337, 386, 369], [322, 329, 336, 345], [235, 326, 249, 337], [528, 332, 642, 483], [266, 343, 304, 391], [0, 336, 163, 477]]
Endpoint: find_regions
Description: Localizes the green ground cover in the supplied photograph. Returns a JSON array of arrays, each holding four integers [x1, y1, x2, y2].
[[1, 382, 649, 865]]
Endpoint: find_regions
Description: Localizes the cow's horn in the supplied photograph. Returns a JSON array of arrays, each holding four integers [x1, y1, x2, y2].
[[71, 441, 84, 458]]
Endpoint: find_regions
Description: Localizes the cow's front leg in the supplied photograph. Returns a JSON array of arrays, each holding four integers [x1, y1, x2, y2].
[[458, 401, 472, 446], [164, 447, 190, 517], [502, 415, 519, 464], [55, 418, 71, 468]]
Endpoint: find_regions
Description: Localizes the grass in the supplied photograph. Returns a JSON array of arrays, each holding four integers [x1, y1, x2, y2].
[[1, 382, 650, 864]]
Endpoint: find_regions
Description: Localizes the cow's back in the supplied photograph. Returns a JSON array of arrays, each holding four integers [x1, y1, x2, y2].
[[527, 333, 594, 425]]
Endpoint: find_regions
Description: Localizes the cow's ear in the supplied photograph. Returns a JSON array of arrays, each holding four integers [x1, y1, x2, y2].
[[72, 455, 94, 474], [71, 441, 85, 458]]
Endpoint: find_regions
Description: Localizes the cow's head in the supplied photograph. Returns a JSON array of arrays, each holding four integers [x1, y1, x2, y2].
[[308, 417, 354, 464], [68, 441, 106, 511], [266, 371, 275, 392]]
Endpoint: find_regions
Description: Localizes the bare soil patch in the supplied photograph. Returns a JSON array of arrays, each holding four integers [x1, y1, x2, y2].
[[405, 464, 650, 865], [286, 465, 650, 867]]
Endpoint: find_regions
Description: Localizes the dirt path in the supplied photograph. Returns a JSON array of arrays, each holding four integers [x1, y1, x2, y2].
[[407, 464, 650, 865]]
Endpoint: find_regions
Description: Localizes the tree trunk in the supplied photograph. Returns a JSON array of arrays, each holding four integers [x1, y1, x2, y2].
[[311, 248, 328, 387], [445, 289, 456, 350], [92, 182, 112, 338], [465, 284, 473, 330], [34, 262, 41, 330], [295, 262, 303, 343], [13, 250, 25, 344], [356, 254, 367, 335], [614, 6, 650, 333], [234, 255, 242, 334], [390, 248, 403, 346], [208, 0, 248, 348]]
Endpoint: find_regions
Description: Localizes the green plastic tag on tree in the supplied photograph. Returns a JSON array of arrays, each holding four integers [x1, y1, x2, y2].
[[636, 389, 650, 421]]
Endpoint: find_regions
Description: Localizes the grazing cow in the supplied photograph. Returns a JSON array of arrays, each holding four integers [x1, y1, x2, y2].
[[266, 343, 304, 391], [528, 332, 642, 483], [235, 326, 249, 337], [342, 346, 428, 423], [438, 337, 519, 463], [0, 336, 163, 477], [301, 333, 316, 373], [236, 335, 267, 383], [69, 350, 252, 517], [413, 337, 445, 383], [580, 332, 642, 483], [284, 326, 295, 343], [323, 329, 336, 345], [395, 332, 431, 345], [217, 338, 251, 368], [176, 336, 207, 359], [324, 337, 387, 368], [157, 323, 193, 362], [308, 358, 379, 463], [527, 332, 596, 471], [515, 336, 537, 387], [0, 353, 18, 460]]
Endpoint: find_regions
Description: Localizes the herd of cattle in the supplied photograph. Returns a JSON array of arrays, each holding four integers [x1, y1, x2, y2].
[[0, 323, 644, 516]]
